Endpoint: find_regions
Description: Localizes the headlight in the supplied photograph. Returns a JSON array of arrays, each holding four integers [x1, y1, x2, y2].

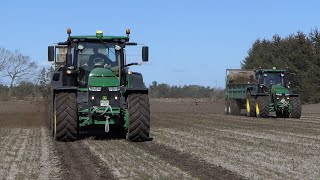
[[108, 87, 120, 91], [89, 87, 102, 91]]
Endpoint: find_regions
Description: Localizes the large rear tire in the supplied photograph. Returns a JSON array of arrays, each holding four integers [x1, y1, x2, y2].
[[49, 96, 54, 137], [246, 92, 256, 117], [126, 93, 150, 142], [54, 92, 78, 141], [255, 96, 269, 118], [290, 97, 302, 118]]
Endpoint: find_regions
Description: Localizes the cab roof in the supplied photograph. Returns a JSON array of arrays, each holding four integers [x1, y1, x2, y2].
[[69, 35, 129, 43], [256, 69, 287, 73]]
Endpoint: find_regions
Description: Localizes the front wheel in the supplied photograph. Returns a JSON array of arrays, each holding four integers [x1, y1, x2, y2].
[[126, 93, 151, 142], [290, 97, 302, 118], [255, 96, 269, 118], [53, 92, 78, 141]]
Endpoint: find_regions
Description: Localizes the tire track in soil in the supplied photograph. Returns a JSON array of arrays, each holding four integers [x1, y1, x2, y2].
[[54, 141, 115, 180], [133, 141, 245, 180]]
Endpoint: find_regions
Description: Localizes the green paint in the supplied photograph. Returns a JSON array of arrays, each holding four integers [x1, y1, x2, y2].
[[79, 107, 121, 127], [271, 84, 290, 95], [260, 69, 287, 73], [70, 35, 128, 41], [88, 68, 119, 87], [78, 87, 88, 92], [94, 119, 115, 125]]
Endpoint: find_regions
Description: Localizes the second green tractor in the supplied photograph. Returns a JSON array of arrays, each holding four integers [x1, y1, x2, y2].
[[225, 68, 301, 118]]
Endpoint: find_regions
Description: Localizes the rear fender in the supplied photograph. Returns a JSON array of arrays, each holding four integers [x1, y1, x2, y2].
[[125, 88, 149, 96]]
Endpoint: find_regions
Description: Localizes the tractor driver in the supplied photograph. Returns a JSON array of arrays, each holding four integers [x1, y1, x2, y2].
[[84, 47, 112, 68]]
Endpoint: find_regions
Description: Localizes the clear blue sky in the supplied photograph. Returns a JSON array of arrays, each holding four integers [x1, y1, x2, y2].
[[0, 0, 319, 87]]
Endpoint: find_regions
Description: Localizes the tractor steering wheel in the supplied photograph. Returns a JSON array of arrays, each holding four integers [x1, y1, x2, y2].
[[93, 57, 105, 68]]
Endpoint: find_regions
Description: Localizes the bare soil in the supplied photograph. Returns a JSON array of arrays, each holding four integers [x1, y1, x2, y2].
[[0, 99, 319, 179]]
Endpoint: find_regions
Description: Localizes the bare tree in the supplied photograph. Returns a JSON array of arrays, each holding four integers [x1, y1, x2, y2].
[[5, 50, 37, 94], [0, 47, 11, 72]]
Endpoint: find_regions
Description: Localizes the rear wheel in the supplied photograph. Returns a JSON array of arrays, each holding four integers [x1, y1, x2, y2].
[[290, 97, 302, 118], [246, 92, 256, 117], [54, 92, 78, 141], [255, 96, 269, 118], [49, 96, 54, 137], [126, 93, 150, 142]]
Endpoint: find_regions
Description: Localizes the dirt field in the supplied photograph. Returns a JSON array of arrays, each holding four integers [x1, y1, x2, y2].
[[0, 100, 319, 179]]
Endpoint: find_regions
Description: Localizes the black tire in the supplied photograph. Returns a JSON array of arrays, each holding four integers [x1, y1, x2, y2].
[[255, 96, 269, 118], [54, 92, 78, 141], [49, 96, 54, 137], [246, 92, 256, 117], [290, 97, 302, 118], [126, 93, 150, 142], [229, 99, 241, 115]]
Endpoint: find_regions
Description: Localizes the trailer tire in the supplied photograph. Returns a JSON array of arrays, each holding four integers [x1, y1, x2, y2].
[[225, 100, 230, 114], [255, 96, 269, 118], [126, 93, 150, 142], [230, 99, 241, 115], [54, 92, 78, 141], [290, 97, 301, 118], [246, 93, 256, 117]]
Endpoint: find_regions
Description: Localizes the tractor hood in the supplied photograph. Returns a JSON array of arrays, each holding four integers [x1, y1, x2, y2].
[[271, 84, 290, 95], [88, 68, 119, 87]]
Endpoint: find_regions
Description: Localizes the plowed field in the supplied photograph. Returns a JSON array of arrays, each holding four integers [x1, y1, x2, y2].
[[0, 100, 319, 179]]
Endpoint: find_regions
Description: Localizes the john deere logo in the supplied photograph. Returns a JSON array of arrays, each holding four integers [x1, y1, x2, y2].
[[102, 96, 108, 100]]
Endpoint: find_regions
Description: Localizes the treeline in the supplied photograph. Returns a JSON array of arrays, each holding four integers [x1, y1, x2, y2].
[[0, 47, 52, 100], [0, 67, 52, 101], [242, 29, 320, 103], [149, 81, 224, 99]]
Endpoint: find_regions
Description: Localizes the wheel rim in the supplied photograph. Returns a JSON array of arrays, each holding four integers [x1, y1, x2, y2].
[[255, 100, 260, 116], [228, 106, 231, 114], [225, 104, 228, 113], [246, 97, 250, 113]]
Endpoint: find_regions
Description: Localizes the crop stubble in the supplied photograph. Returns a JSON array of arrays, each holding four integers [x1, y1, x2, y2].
[[0, 100, 319, 179]]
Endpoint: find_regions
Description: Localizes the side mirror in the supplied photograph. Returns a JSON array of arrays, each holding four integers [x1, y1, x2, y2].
[[142, 46, 149, 62], [48, 46, 55, 62]]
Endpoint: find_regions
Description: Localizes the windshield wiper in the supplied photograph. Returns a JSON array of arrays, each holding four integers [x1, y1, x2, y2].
[[125, 62, 140, 67]]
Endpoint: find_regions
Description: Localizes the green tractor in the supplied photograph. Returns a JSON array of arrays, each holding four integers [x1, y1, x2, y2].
[[246, 68, 302, 118], [48, 29, 150, 142]]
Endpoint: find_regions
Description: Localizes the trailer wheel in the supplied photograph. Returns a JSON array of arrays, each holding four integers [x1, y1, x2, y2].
[[126, 93, 150, 142], [246, 93, 256, 117], [290, 97, 301, 118], [255, 96, 269, 118], [54, 92, 78, 141], [229, 99, 240, 115], [225, 100, 230, 114]]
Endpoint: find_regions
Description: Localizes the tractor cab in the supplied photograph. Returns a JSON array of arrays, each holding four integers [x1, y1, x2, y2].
[[255, 68, 288, 93]]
